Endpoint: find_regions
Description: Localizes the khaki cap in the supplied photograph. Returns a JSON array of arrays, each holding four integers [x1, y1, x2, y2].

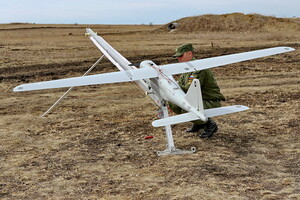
[[173, 43, 193, 57]]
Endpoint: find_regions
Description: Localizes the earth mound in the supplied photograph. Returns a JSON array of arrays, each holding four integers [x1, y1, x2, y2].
[[159, 13, 299, 32]]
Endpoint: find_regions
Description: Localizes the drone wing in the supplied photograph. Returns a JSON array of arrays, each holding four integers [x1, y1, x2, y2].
[[160, 47, 295, 75], [86, 28, 133, 71], [13, 67, 157, 92], [13, 46, 294, 92]]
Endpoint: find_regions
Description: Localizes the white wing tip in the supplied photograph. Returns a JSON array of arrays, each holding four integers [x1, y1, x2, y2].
[[13, 85, 24, 92], [235, 105, 250, 110], [152, 121, 161, 127], [281, 47, 295, 52]]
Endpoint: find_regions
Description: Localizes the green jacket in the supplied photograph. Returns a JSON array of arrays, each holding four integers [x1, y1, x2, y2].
[[178, 69, 225, 101]]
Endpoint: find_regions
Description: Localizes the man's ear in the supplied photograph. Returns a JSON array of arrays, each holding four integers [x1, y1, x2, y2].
[[187, 51, 193, 59]]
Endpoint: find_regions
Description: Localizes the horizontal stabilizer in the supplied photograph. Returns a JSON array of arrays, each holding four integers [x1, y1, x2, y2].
[[13, 67, 158, 92], [161, 47, 295, 76], [152, 105, 249, 127], [152, 112, 199, 127], [204, 105, 249, 117]]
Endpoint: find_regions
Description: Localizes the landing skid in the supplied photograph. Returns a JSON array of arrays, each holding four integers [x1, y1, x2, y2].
[[157, 146, 196, 156], [157, 103, 196, 156]]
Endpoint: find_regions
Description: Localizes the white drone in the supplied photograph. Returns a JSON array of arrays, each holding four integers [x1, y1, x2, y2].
[[14, 28, 295, 156]]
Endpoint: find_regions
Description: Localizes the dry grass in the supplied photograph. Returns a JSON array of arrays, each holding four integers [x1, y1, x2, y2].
[[0, 21, 299, 200]]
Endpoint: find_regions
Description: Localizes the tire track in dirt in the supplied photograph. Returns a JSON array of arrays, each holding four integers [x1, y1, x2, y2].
[[0, 26, 150, 37], [0, 53, 174, 82]]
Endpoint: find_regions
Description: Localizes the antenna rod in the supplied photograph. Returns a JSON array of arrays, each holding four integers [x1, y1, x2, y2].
[[41, 55, 105, 117]]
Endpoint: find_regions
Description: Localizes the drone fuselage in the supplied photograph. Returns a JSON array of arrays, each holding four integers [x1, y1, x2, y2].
[[140, 60, 207, 122]]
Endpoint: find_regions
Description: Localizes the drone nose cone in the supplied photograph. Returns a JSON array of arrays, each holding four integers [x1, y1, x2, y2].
[[140, 60, 157, 68]]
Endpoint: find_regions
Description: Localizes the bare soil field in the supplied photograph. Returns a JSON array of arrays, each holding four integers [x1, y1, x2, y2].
[[0, 22, 299, 199]]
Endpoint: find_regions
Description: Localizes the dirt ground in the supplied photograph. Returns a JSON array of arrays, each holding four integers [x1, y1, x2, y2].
[[0, 23, 299, 200]]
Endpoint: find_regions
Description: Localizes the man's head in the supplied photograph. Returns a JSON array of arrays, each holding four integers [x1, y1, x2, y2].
[[173, 43, 194, 62]]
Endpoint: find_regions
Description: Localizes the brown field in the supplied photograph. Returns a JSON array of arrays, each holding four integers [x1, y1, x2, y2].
[[0, 19, 299, 200]]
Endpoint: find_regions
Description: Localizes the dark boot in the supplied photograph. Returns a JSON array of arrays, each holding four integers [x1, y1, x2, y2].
[[200, 118, 218, 138], [186, 124, 206, 132]]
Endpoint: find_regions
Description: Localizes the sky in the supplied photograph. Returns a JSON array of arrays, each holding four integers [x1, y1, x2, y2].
[[0, 0, 299, 24]]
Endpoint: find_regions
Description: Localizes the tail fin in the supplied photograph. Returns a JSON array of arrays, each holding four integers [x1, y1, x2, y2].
[[185, 79, 204, 113], [152, 79, 249, 127]]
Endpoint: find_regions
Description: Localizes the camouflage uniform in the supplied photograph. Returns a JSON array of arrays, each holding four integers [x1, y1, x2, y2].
[[169, 44, 225, 125]]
